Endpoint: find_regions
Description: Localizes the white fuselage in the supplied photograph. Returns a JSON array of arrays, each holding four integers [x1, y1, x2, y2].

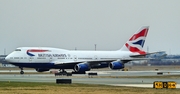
[[5, 47, 134, 69]]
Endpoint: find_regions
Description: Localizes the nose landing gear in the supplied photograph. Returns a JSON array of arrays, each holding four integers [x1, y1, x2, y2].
[[19, 67, 24, 74]]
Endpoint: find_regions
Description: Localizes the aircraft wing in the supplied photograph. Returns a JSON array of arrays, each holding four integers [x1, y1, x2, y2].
[[121, 57, 151, 62], [53, 57, 151, 65], [53, 59, 116, 65]]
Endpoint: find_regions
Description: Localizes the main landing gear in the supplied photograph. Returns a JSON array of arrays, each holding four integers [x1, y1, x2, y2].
[[59, 69, 67, 75], [19, 67, 24, 74], [55, 69, 72, 76]]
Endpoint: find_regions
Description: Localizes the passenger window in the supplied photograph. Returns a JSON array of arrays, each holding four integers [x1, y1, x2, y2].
[[14, 57, 19, 59], [30, 57, 34, 59]]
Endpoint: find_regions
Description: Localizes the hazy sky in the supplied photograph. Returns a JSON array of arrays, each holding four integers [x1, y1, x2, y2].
[[0, 0, 180, 55]]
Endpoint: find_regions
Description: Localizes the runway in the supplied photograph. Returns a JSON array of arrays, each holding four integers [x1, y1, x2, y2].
[[0, 70, 180, 88]]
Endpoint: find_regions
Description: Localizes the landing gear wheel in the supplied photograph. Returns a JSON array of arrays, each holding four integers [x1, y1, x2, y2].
[[20, 71, 24, 74], [19, 67, 24, 74], [59, 69, 67, 75]]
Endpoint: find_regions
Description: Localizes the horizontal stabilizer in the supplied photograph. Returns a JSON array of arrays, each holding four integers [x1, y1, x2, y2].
[[130, 51, 166, 58]]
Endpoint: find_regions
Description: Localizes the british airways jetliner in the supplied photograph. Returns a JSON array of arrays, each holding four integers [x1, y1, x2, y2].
[[5, 26, 150, 74]]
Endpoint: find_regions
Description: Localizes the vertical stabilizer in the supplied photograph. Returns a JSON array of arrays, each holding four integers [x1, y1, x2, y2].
[[120, 26, 149, 54]]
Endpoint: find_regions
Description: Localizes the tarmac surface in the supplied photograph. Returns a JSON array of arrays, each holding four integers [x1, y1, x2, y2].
[[0, 70, 180, 88]]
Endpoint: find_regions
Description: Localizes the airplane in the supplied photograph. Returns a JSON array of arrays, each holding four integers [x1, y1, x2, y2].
[[5, 26, 150, 74]]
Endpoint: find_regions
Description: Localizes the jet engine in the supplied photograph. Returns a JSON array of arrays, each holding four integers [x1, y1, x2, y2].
[[36, 68, 50, 72], [109, 61, 124, 70], [74, 63, 90, 73]]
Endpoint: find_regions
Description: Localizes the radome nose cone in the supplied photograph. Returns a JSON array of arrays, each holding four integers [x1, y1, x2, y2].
[[5, 56, 10, 62]]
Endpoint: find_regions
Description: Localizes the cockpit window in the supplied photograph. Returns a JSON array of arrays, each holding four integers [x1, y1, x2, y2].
[[15, 49, 21, 51]]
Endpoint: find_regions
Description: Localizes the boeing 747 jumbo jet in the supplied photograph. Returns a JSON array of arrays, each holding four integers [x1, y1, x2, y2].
[[5, 26, 150, 74]]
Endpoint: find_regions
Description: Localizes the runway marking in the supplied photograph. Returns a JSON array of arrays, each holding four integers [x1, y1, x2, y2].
[[109, 84, 180, 88], [1, 70, 180, 89]]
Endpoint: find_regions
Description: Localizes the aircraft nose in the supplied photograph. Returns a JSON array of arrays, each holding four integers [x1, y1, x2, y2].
[[5, 55, 11, 62]]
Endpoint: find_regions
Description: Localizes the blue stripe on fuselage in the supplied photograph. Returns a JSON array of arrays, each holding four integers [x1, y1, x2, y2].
[[10, 62, 110, 69], [10, 62, 75, 69]]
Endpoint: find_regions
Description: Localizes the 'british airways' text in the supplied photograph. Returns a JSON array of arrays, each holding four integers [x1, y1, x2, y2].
[[38, 54, 66, 57]]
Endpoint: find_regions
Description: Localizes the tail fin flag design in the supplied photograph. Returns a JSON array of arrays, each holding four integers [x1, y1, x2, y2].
[[120, 26, 149, 54]]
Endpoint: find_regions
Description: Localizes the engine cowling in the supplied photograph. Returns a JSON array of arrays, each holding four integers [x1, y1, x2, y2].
[[109, 61, 124, 70], [36, 68, 50, 72], [74, 63, 90, 73]]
